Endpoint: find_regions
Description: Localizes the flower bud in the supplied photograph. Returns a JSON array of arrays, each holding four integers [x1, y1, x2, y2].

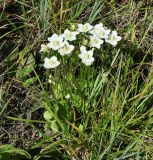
[[70, 24, 76, 31], [48, 79, 52, 83], [82, 39, 88, 46], [43, 111, 53, 121], [65, 94, 70, 99]]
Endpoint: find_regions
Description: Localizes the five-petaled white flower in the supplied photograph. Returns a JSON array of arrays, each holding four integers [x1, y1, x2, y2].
[[62, 29, 79, 41], [90, 24, 110, 39], [105, 31, 122, 46], [79, 47, 94, 66], [40, 44, 48, 52], [47, 34, 64, 50], [58, 41, 74, 56], [77, 23, 93, 33], [89, 36, 104, 49], [44, 56, 60, 69]]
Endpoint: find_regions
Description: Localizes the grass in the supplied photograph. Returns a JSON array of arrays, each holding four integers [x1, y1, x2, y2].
[[0, 0, 153, 159]]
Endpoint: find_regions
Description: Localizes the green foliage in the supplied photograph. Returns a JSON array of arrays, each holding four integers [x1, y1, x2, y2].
[[16, 66, 33, 80], [0, 145, 31, 160], [23, 77, 37, 87]]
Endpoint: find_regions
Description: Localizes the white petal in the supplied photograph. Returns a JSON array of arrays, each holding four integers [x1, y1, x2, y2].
[[82, 56, 94, 65], [55, 61, 60, 67], [96, 23, 103, 27], [112, 31, 117, 36], [106, 29, 111, 35], [64, 29, 70, 34], [47, 37, 52, 42], [51, 56, 57, 61], [80, 46, 86, 52], [117, 36, 122, 41], [74, 31, 79, 35], [89, 30, 95, 35], [111, 41, 118, 46], [106, 40, 117, 46], [78, 24, 83, 27], [47, 43, 53, 48], [59, 36, 64, 42], [48, 34, 57, 41], [78, 54, 82, 59], [52, 33, 58, 38], [94, 44, 101, 49], [70, 45, 74, 51], [44, 57, 49, 62], [63, 40, 69, 45], [88, 50, 93, 56]]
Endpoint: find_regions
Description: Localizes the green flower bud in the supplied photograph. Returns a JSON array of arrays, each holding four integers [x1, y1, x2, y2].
[[70, 24, 76, 31], [82, 39, 88, 46], [43, 111, 53, 121]]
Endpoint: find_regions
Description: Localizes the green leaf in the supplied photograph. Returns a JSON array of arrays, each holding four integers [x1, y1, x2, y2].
[[16, 65, 33, 80], [79, 124, 84, 132], [23, 77, 37, 87], [0, 145, 31, 159]]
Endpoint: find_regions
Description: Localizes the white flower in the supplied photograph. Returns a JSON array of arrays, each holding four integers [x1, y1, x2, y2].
[[44, 56, 60, 69], [48, 79, 52, 83], [105, 31, 122, 46], [90, 24, 110, 39], [62, 29, 79, 41], [47, 34, 64, 50], [65, 94, 70, 99], [77, 23, 93, 33], [58, 41, 74, 56], [79, 49, 94, 66], [40, 44, 48, 52], [89, 36, 103, 49]]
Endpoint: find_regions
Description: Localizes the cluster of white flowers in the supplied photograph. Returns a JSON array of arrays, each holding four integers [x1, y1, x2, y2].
[[40, 23, 122, 69]]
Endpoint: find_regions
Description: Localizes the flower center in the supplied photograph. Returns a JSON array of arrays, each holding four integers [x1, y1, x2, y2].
[[49, 60, 56, 65], [83, 54, 90, 59], [99, 31, 105, 36], [110, 35, 116, 41], [92, 38, 98, 43], [66, 33, 72, 39], [83, 25, 88, 31], [62, 45, 69, 51], [53, 41, 60, 46]]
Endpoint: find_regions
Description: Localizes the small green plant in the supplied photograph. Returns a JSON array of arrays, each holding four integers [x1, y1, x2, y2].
[[1, 0, 153, 159], [39, 22, 122, 133]]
